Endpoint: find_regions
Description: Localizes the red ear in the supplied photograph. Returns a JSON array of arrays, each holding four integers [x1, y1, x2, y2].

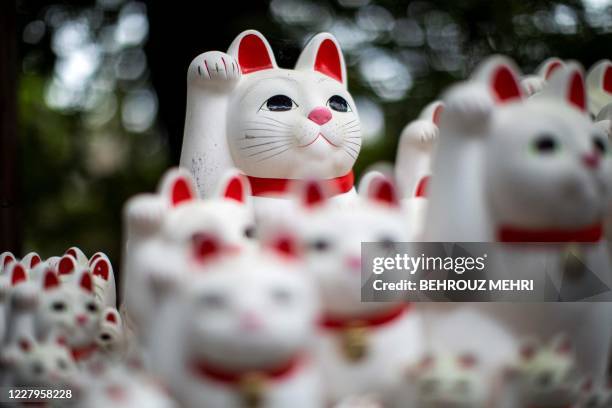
[[3, 253, 15, 266], [89, 253, 103, 266], [171, 176, 196, 207], [79, 272, 94, 293], [458, 353, 477, 369], [11, 264, 27, 286], [415, 176, 430, 198], [545, 60, 563, 80], [30, 254, 41, 268], [302, 181, 326, 208], [19, 338, 32, 352], [65, 248, 78, 259], [223, 176, 245, 203], [604, 65, 612, 93], [58, 255, 76, 276], [492, 65, 523, 103], [43, 269, 60, 290], [193, 234, 222, 263], [268, 234, 299, 259], [368, 177, 399, 207], [432, 105, 443, 126], [567, 71, 587, 112], [92, 258, 110, 281], [315, 39, 343, 83], [520, 343, 537, 360], [237, 34, 274, 74], [105, 310, 118, 325]]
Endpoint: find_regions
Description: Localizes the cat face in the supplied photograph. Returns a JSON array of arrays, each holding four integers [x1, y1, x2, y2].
[[294, 174, 409, 317], [479, 62, 612, 229], [164, 234, 318, 372], [220, 31, 360, 179], [36, 268, 101, 348]]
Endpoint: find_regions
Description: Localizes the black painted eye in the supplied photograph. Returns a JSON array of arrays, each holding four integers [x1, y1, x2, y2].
[[99, 333, 112, 342], [532, 135, 559, 154], [593, 135, 607, 154], [32, 361, 44, 375], [86, 302, 98, 313], [52, 301, 66, 312], [270, 287, 292, 305], [200, 293, 226, 309], [378, 236, 395, 251], [263, 95, 297, 112], [310, 238, 331, 252], [57, 359, 68, 370], [244, 225, 256, 239], [327, 95, 350, 112]]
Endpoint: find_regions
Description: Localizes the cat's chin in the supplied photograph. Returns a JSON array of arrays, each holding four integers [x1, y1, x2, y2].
[[300, 135, 338, 159]]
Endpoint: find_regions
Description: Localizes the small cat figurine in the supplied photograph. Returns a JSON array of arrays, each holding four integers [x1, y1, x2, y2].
[[95, 307, 126, 360], [395, 101, 443, 237], [148, 232, 322, 408], [122, 167, 256, 337], [290, 174, 422, 404], [586, 59, 612, 124], [56, 252, 117, 308], [424, 56, 612, 384], [520, 57, 565, 96], [180, 30, 361, 214], [502, 335, 582, 408]]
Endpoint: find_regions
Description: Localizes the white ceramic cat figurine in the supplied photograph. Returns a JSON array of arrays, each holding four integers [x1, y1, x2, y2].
[[56, 252, 116, 308], [290, 174, 422, 404], [520, 57, 565, 96], [180, 30, 360, 214], [122, 167, 256, 337], [395, 101, 443, 237], [95, 307, 126, 360], [148, 232, 322, 408], [424, 56, 612, 384], [586, 60, 612, 123]]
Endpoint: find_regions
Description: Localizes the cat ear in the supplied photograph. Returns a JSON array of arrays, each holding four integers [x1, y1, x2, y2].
[[297, 179, 328, 209], [1, 251, 16, 269], [159, 167, 197, 207], [473, 56, 523, 103], [92, 258, 111, 281], [9, 263, 28, 286], [295, 33, 346, 86], [43, 268, 60, 290], [544, 63, 588, 113], [227, 30, 277, 74], [78, 271, 94, 293], [359, 171, 400, 207], [587, 59, 612, 94], [537, 57, 565, 80], [57, 254, 77, 276], [22, 252, 41, 269], [421, 101, 444, 126], [216, 169, 251, 204], [103, 307, 121, 326], [89, 252, 103, 266], [65, 246, 87, 265]]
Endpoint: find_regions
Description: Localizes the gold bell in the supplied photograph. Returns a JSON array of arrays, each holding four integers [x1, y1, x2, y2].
[[239, 373, 267, 408], [340, 323, 369, 362]]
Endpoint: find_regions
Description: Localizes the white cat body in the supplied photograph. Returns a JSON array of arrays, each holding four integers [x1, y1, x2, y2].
[[424, 56, 612, 384], [180, 30, 361, 217], [148, 235, 322, 408], [291, 174, 423, 403]]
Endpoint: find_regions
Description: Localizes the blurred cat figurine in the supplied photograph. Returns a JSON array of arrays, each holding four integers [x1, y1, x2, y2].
[[520, 57, 565, 96], [424, 56, 612, 384], [95, 307, 126, 360], [148, 232, 322, 408], [291, 174, 422, 404], [56, 252, 116, 308], [180, 30, 360, 215], [122, 167, 256, 337], [586, 59, 612, 124], [395, 101, 443, 237]]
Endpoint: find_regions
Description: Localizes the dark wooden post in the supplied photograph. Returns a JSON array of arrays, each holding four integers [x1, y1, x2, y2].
[[0, 0, 21, 255]]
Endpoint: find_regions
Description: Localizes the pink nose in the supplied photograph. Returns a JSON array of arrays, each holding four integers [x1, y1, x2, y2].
[[346, 256, 362, 272], [307, 107, 332, 125], [240, 312, 263, 332], [583, 153, 600, 169], [76, 315, 88, 326]]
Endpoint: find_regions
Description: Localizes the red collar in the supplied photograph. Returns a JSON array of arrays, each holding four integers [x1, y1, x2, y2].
[[319, 303, 409, 330], [246, 171, 354, 197], [191, 355, 303, 385], [71, 343, 98, 361], [498, 223, 603, 243]]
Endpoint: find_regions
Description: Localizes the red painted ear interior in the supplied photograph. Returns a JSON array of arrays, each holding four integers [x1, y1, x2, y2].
[[3, 254, 15, 266], [568, 71, 586, 112], [58, 256, 75, 275], [11, 264, 27, 286], [432, 105, 444, 126], [224, 176, 244, 203], [370, 178, 399, 206], [43, 269, 60, 290], [106, 312, 118, 324], [604, 65, 612, 93], [314, 39, 343, 83], [89, 253, 102, 266], [492, 65, 522, 102], [303, 181, 325, 208], [80, 273, 94, 293], [30, 255, 41, 268], [545, 60, 562, 80], [171, 177, 195, 206], [66, 248, 78, 258], [238, 34, 274, 74], [92, 259, 110, 281]]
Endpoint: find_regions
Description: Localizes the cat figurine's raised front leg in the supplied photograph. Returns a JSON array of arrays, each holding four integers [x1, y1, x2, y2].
[[180, 30, 361, 215]]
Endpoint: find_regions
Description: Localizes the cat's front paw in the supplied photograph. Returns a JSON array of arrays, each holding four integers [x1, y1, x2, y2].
[[188, 51, 241, 86], [400, 119, 439, 147], [334, 395, 383, 408], [521, 75, 546, 96], [443, 83, 494, 130], [125, 195, 167, 237]]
